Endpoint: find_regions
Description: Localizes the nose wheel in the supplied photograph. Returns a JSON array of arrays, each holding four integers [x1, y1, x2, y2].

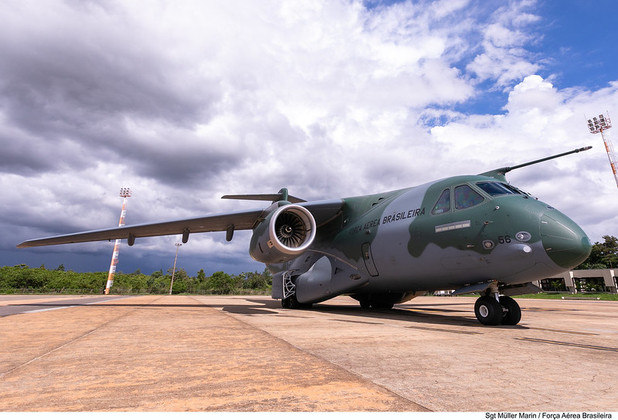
[[474, 295, 521, 325]]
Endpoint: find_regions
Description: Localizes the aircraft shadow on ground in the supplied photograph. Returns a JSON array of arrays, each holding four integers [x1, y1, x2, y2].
[[9, 297, 529, 328], [239, 298, 529, 329]]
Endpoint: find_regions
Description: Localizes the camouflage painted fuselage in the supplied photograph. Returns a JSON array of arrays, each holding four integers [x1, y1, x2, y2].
[[270, 175, 591, 304]]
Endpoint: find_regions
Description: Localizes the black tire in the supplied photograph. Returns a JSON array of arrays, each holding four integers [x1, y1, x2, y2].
[[282, 295, 299, 309], [474, 296, 503, 325], [359, 299, 371, 310], [281, 297, 291, 309], [282, 295, 312, 309], [371, 300, 395, 310], [499, 295, 521, 325]]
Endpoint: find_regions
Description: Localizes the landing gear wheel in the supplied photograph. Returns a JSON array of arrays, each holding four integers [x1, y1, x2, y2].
[[474, 296, 503, 325], [371, 301, 395, 310], [353, 294, 397, 310], [282, 295, 299, 309], [499, 296, 521, 325], [359, 299, 371, 310]]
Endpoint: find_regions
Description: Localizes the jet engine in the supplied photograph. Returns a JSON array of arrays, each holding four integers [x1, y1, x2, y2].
[[249, 204, 316, 264]]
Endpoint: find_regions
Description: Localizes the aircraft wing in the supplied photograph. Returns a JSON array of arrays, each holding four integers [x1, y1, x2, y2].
[[17, 199, 344, 248]]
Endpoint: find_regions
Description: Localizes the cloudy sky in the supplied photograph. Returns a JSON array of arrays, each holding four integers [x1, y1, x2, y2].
[[1, 0, 617, 276]]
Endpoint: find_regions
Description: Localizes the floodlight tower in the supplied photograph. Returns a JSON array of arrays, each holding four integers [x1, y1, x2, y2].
[[587, 112, 618, 188], [169, 242, 182, 295], [104, 187, 131, 295]]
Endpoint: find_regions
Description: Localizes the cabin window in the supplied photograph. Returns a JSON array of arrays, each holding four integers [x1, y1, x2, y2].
[[432, 189, 450, 214], [454, 185, 484, 210], [476, 182, 517, 196]]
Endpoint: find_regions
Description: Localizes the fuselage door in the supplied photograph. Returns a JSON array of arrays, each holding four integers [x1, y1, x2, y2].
[[361, 242, 379, 277]]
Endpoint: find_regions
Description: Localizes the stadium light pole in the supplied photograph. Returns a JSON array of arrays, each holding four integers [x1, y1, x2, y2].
[[104, 187, 131, 295], [169, 242, 182, 295], [587, 112, 618, 188]]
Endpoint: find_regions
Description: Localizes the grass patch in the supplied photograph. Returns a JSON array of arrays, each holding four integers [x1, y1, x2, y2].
[[517, 293, 618, 301]]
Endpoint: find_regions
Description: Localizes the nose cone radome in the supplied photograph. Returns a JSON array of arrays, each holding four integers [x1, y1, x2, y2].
[[541, 212, 591, 269]]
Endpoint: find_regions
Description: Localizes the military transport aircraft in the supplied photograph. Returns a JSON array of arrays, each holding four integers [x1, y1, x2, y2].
[[18, 147, 593, 326]]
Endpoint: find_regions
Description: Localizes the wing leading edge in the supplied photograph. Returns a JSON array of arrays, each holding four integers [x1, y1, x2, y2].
[[17, 199, 344, 249], [17, 209, 265, 248]]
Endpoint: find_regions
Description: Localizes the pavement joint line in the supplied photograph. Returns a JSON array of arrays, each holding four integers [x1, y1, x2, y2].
[[405, 325, 482, 335], [515, 337, 618, 352], [0, 295, 163, 379], [528, 327, 599, 336], [332, 318, 383, 325], [197, 296, 433, 412]]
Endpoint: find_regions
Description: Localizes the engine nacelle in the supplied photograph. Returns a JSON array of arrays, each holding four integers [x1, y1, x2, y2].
[[249, 204, 316, 264]]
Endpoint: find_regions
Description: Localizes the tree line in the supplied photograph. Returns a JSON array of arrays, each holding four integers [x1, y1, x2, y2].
[[0, 264, 272, 295]]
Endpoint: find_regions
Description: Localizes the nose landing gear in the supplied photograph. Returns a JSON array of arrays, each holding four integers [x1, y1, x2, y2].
[[474, 294, 521, 326], [281, 271, 313, 309]]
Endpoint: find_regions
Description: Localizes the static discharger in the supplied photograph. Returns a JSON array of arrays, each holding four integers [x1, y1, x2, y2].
[[105, 187, 131, 295], [587, 112, 618, 188]]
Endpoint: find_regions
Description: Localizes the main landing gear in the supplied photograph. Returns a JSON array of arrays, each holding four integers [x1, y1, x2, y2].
[[474, 294, 521, 326], [351, 293, 403, 310]]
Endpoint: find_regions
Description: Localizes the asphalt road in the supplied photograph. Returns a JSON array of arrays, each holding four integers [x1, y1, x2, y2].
[[0, 295, 129, 317]]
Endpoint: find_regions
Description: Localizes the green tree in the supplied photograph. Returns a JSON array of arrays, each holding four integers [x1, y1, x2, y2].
[[197, 269, 206, 283], [147, 270, 169, 294], [167, 267, 189, 294], [240, 269, 272, 291], [208, 271, 238, 294], [578, 235, 618, 269]]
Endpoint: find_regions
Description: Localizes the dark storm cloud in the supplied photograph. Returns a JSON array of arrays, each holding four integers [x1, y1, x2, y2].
[[0, 2, 222, 180], [0, 131, 58, 174]]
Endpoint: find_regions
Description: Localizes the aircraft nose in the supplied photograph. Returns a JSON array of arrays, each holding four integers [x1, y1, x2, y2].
[[541, 212, 591, 269]]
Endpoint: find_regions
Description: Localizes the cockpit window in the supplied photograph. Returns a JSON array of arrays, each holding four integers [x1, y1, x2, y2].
[[503, 184, 525, 195], [476, 182, 518, 196], [432, 189, 450, 215], [455, 185, 484, 209]]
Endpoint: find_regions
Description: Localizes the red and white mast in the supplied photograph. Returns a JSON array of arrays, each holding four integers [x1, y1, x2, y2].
[[588, 112, 618, 188], [105, 187, 131, 295]]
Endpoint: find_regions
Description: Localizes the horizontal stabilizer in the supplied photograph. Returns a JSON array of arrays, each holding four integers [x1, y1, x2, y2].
[[222, 194, 305, 203], [222, 187, 305, 203]]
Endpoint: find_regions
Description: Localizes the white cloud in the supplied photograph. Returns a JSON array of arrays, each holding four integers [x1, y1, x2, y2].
[[466, 1, 541, 87]]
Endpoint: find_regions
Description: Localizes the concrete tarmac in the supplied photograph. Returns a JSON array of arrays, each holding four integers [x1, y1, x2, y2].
[[0, 294, 616, 412]]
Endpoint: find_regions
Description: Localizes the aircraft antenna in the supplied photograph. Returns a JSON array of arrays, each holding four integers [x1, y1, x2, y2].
[[105, 187, 131, 294], [587, 112, 618, 188], [505, 146, 592, 172]]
